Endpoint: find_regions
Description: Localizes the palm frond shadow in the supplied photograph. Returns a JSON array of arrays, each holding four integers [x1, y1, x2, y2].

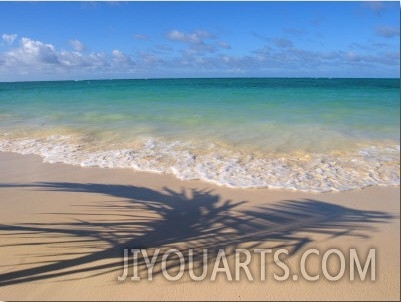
[[0, 182, 396, 285]]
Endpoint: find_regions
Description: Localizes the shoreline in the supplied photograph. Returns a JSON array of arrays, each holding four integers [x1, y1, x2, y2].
[[1, 134, 400, 192], [0, 151, 399, 300]]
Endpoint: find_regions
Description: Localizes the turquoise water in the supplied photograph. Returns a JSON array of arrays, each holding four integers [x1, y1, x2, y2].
[[0, 78, 399, 191]]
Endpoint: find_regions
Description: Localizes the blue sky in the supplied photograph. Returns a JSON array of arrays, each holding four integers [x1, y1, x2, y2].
[[0, 1, 399, 81]]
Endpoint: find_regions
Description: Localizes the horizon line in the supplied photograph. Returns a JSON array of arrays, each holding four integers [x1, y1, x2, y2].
[[1, 76, 400, 84]]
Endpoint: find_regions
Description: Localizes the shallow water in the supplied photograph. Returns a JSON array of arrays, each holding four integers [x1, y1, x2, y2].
[[0, 78, 399, 192]]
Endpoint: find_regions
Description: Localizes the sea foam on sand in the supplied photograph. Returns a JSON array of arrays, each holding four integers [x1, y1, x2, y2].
[[0, 134, 399, 192]]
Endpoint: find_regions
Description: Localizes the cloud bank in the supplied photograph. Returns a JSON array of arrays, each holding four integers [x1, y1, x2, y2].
[[0, 30, 399, 81]]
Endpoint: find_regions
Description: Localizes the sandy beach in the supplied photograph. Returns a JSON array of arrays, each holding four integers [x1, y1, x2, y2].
[[1, 1, 400, 300], [0, 151, 399, 300]]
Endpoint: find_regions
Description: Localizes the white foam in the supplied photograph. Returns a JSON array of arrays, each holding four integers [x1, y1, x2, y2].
[[0, 135, 399, 192]]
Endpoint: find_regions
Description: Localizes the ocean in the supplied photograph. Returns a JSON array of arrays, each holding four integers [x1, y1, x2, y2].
[[0, 78, 399, 192]]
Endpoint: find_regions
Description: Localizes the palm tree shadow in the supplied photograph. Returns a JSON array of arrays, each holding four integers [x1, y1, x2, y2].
[[0, 182, 396, 286]]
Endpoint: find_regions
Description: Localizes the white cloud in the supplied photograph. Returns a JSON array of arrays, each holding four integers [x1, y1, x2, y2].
[[165, 29, 226, 55], [4, 37, 107, 69], [111, 49, 123, 58], [58, 50, 107, 68], [166, 30, 189, 42], [112, 49, 135, 66], [0, 36, 121, 79], [4, 37, 59, 65], [166, 29, 213, 44], [2, 33, 17, 45], [69, 39, 85, 52]]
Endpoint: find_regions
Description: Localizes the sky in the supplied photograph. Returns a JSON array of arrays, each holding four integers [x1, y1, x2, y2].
[[0, 1, 399, 81]]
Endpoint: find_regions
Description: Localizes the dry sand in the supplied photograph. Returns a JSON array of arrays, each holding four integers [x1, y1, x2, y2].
[[0, 151, 399, 301]]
